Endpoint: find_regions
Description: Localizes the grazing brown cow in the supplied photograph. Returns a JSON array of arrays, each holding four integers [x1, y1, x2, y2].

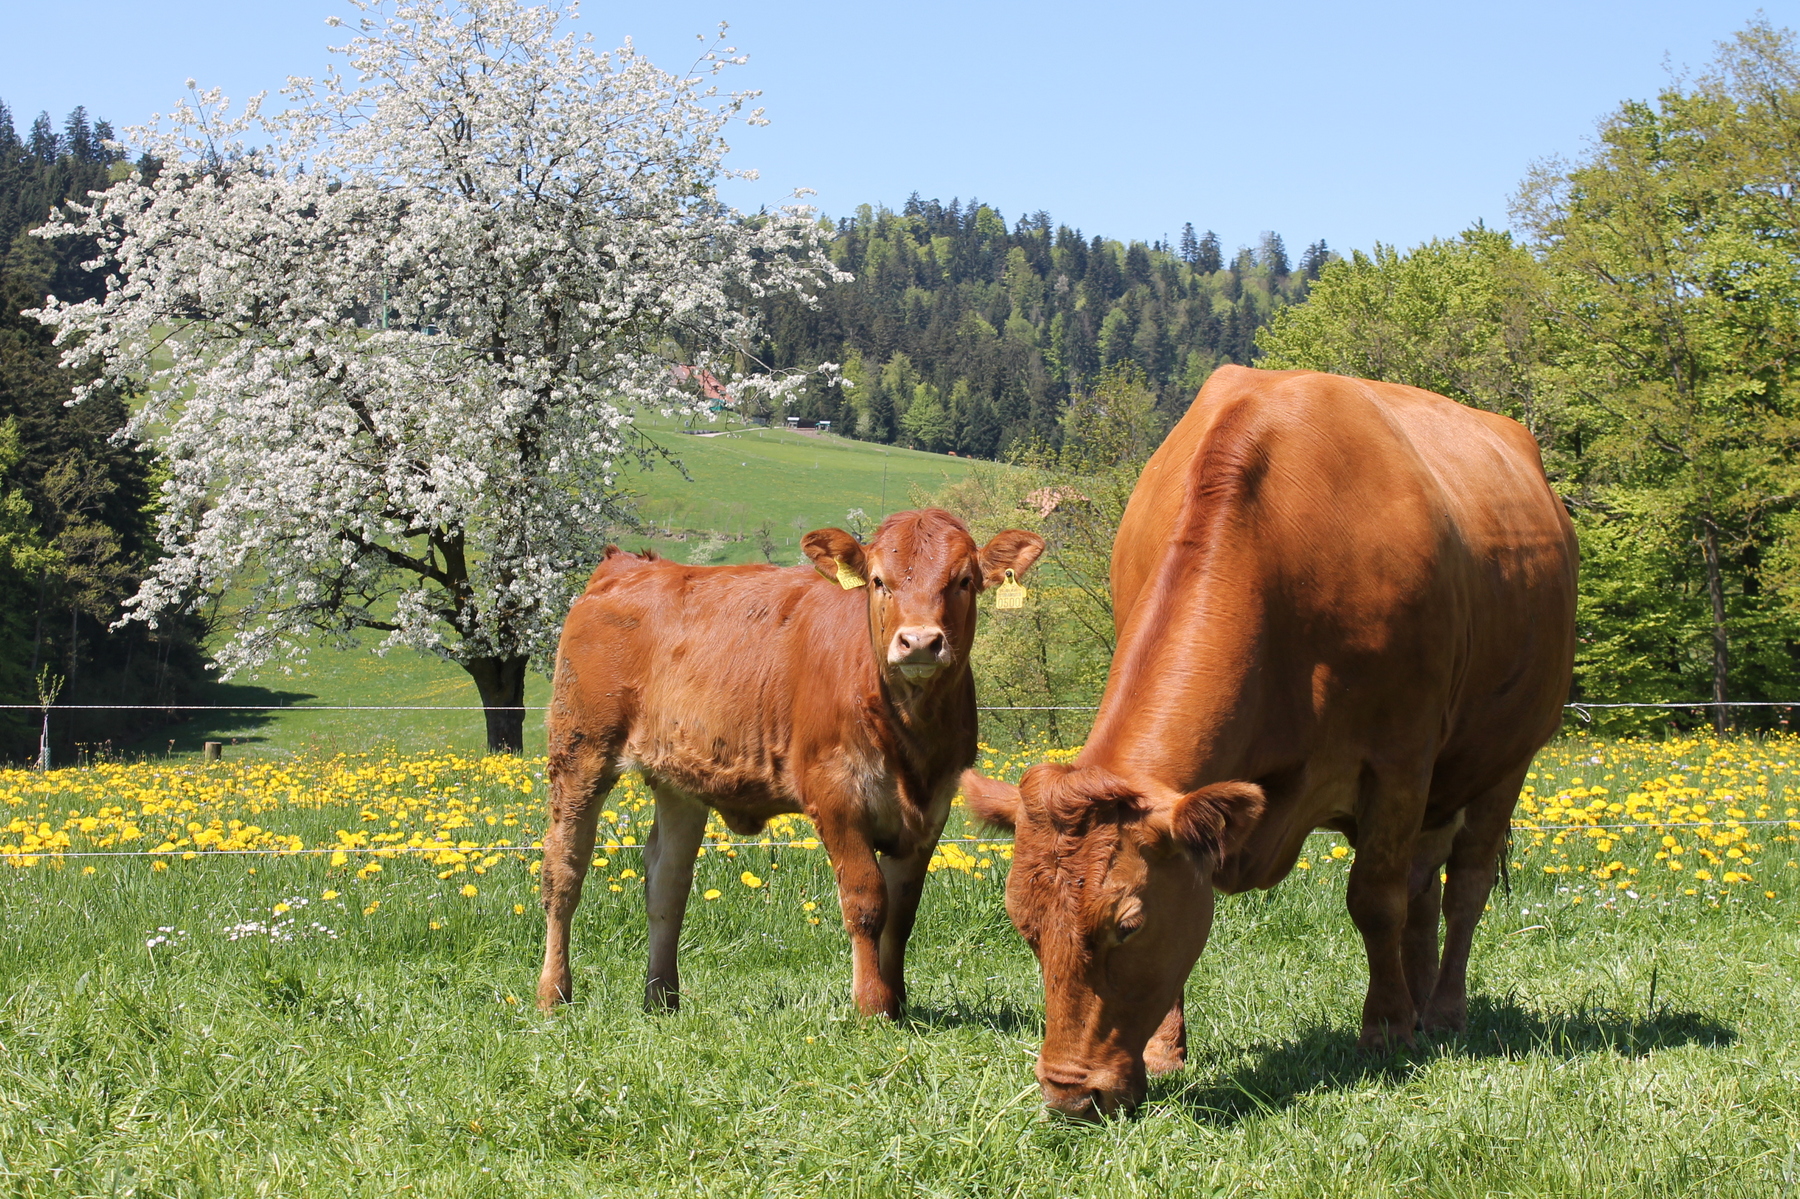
[[538, 508, 1044, 1017], [964, 366, 1577, 1118]]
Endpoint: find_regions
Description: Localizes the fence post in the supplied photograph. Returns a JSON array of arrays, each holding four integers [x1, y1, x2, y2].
[[203, 741, 223, 762]]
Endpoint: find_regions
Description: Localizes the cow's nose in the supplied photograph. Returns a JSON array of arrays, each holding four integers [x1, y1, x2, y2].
[[894, 628, 945, 659], [1039, 1079, 1104, 1122]]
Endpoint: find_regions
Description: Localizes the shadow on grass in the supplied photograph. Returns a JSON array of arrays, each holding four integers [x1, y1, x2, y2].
[[119, 680, 317, 756], [902, 994, 1043, 1036], [1160, 993, 1737, 1126]]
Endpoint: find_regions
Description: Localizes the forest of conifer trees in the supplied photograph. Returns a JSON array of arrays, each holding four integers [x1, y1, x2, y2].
[[0, 102, 209, 759], [754, 196, 1330, 456]]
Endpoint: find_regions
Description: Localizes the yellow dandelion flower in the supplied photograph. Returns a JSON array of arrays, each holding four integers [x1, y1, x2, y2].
[[363, 901, 380, 915], [429, 920, 442, 930], [802, 901, 817, 911], [461, 884, 478, 897], [741, 871, 763, 888], [703, 888, 722, 900], [152, 860, 168, 872], [272, 902, 291, 914], [514, 903, 526, 915], [321, 889, 339, 901]]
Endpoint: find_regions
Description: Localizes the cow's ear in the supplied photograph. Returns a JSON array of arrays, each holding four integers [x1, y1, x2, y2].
[[977, 529, 1047, 587], [1166, 781, 1264, 866], [960, 769, 1021, 831], [802, 527, 868, 586]]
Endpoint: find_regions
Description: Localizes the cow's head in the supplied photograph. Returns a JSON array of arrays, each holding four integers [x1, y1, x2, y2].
[[963, 764, 1264, 1119], [803, 509, 1043, 690]]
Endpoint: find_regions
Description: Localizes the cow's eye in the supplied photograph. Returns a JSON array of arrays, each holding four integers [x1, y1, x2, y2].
[[959, 576, 973, 590], [1116, 913, 1144, 942]]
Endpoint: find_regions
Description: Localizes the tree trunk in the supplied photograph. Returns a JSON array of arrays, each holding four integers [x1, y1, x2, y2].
[[1701, 524, 1729, 735], [465, 655, 529, 754]]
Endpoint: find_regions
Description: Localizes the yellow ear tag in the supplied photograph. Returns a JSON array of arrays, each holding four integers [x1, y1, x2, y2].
[[836, 561, 866, 590], [995, 568, 1027, 610]]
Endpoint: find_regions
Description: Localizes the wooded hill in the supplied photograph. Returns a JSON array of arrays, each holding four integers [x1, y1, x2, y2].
[[754, 197, 1329, 457], [0, 102, 209, 757]]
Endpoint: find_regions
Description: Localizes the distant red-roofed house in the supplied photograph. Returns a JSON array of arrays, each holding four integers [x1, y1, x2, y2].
[[670, 364, 729, 402]]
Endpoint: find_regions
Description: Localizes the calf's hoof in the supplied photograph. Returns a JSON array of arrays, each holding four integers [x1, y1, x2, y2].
[[537, 977, 572, 1011]]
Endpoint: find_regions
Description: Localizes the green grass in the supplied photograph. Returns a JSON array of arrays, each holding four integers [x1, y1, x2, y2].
[[627, 415, 982, 565], [122, 417, 982, 763], [4, 738, 1799, 1196]]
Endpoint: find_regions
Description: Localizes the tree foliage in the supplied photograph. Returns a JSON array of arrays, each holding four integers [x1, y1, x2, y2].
[[0, 99, 210, 761], [756, 200, 1328, 458], [31, 0, 839, 751], [1259, 18, 1800, 729]]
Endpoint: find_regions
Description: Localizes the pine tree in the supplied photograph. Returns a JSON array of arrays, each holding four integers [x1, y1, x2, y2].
[[1260, 232, 1290, 278], [1179, 222, 1199, 265], [1196, 230, 1222, 273], [1300, 239, 1331, 279]]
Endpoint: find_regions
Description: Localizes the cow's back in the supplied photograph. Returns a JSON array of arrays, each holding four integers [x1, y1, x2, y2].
[[550, 554, 871, 812], [1098, 367, 1575, 881]]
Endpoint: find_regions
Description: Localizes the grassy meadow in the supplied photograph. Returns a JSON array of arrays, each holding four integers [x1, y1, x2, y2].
[[108, 414, 983, 765], [3, 734, 1799, 1196]]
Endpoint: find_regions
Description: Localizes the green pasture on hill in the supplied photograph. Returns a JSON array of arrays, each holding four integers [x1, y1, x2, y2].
[[110, 420, 982, 763], [626, 416, 983, 564]]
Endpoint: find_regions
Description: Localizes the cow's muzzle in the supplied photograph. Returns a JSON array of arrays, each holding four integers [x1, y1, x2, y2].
[[890, 626, 949, 680], [1037, 1063, 1137, 1122]]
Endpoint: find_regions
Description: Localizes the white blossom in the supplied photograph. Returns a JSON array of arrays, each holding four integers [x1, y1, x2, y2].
[[31, 0, 843, 743]]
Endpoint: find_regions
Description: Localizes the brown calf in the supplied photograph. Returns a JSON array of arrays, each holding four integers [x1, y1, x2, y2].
[[537, 508, 1043, 1017]]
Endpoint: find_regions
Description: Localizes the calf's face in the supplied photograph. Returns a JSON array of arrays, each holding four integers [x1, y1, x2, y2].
[[803, 509, 1043, 688], [963, 765, 1264, 1119]]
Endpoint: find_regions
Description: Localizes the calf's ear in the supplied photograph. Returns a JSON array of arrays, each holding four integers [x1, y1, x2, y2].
[[960, 770, 1021, 831], [1166, 781, 1265, 867], [977, 529, 1047, 587], [802, 528, 868, 585]]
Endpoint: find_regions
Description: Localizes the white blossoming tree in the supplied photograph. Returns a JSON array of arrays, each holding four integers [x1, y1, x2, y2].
[[32, 0, 841, 751]]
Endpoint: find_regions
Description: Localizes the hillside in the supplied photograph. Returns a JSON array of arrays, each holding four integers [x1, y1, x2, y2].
[[131, 429, 986, 760]]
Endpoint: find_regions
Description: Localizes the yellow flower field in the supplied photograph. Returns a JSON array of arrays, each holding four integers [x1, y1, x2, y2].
[[3, 734, 1797, 908]]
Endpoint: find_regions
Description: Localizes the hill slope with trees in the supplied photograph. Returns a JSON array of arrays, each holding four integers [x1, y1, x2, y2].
[[754, 197, 1329, 457]]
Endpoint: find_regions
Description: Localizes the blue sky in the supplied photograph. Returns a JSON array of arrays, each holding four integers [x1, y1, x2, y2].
[[3, 1, 1792, 255]]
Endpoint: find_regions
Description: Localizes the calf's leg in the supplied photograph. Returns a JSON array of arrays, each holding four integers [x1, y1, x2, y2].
[[814, 808, 897, 1018], [643, 782, 711, 1012], [1422, 768, 1525, 1034], [875, 848, 932, 1011], [537, 749, 618, 1010]]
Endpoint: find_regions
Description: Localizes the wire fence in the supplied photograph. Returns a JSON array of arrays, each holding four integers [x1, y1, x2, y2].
[[4, 700, 1796, 714], [5, 698, 1798, 863], [6, 819, 1797, 864]]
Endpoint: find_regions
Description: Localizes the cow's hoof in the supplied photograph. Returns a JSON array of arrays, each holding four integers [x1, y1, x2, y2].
[[1357, 1024, 1416, 1052], [1143, 1046, 1187, 1076], [1419, 1004, 1467, 1036]]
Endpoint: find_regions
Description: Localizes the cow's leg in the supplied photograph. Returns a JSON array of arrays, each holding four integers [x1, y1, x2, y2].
[[1144, 989, 1188, 1075], [537, 750, 618, 1010], [642, 782, 711, 1012], [814, 811, 897, 1018], [1402, 817, 1461, 1029], [1422, 768, 1525, 1034], [1345, 769, 1431, 1050]]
